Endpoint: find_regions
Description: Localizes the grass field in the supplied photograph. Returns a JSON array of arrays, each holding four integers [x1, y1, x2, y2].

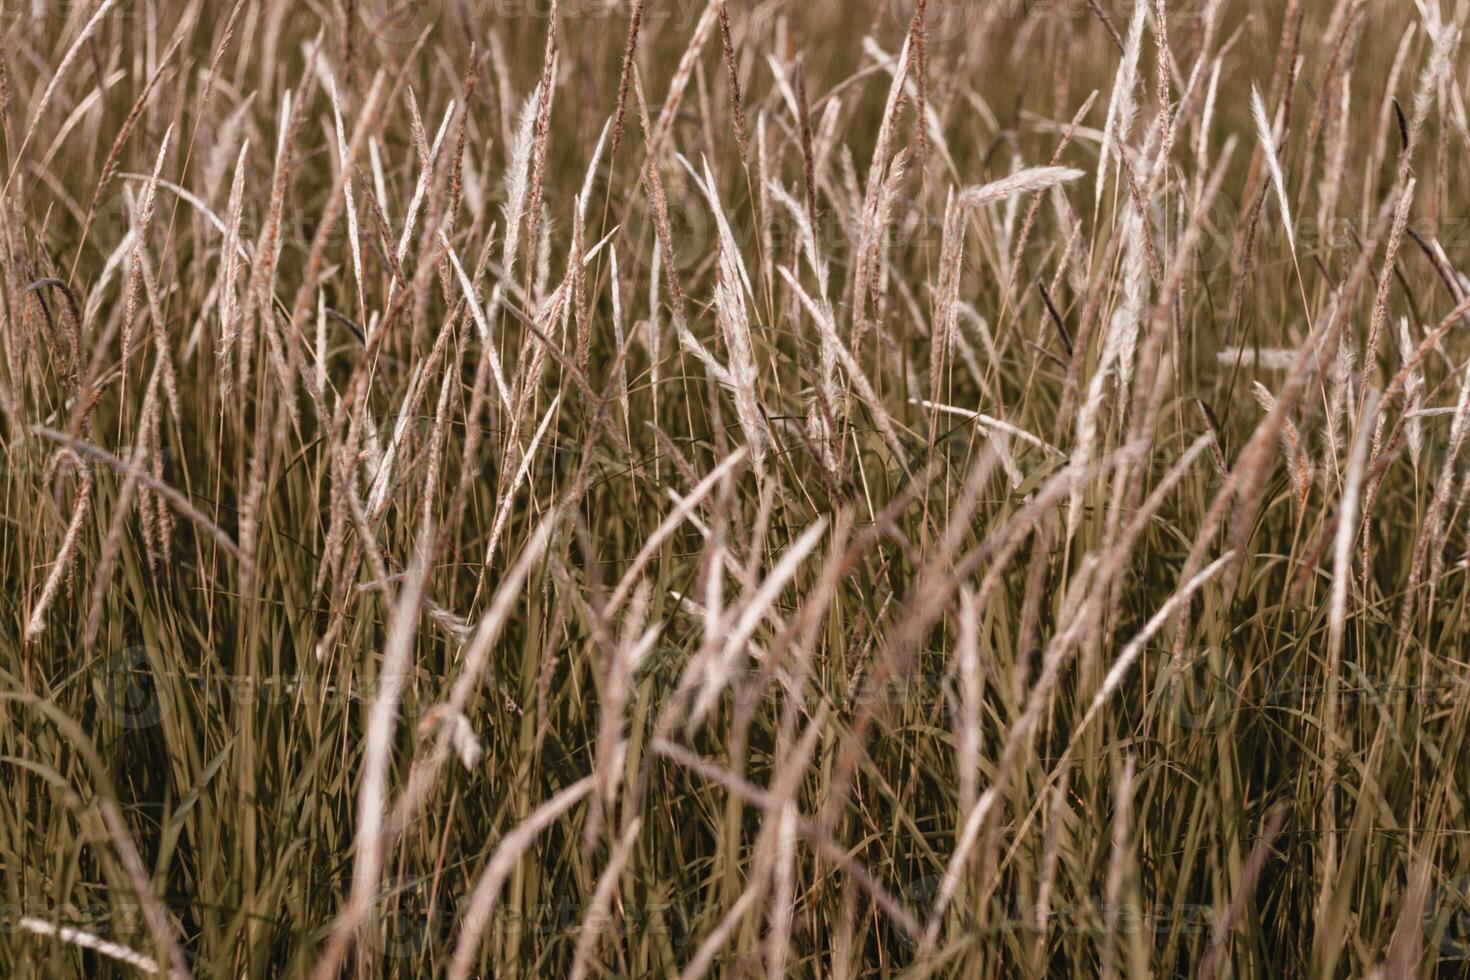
[[5, 0, 1470, 975]]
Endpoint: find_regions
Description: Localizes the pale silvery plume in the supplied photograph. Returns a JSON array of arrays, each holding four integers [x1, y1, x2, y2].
[[1096, 0, 1148, 211], [18, 918, 160, 976], [1325, 335, 1357, 475], [443, 233, 513, 416], [853, 36, 911, 329], [1399, 318, 1424, 468], [394, 95, 455, 282], [501, 83, 542, 290], [1251, 84, 1295, 253], [768, 179, 840, 469], [327, 71, 363, 316], [1216, 347, 1300, 370], [958, 166, 1086, 212], [1067, 174, 1147, 545], [217, 141, 249, 394], [1251, 381, 1314, 508], [683, 154, 769, 471]]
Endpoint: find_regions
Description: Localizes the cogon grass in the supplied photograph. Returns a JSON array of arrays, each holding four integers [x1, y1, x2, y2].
[[8, 2, 1470, 978]]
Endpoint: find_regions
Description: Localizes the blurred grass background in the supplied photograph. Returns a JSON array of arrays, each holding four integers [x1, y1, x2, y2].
[[3, 0, 1470, 977]]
